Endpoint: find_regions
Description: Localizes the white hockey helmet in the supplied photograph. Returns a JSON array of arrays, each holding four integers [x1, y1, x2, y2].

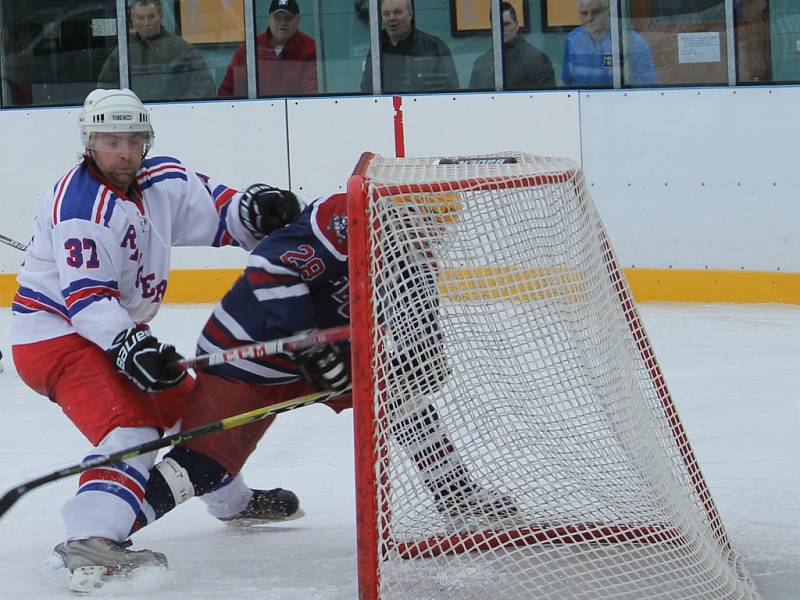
[[79, 88, 154, 150]]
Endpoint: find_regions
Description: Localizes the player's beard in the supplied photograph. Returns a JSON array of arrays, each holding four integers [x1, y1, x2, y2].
[[107, 167, 137, 191]]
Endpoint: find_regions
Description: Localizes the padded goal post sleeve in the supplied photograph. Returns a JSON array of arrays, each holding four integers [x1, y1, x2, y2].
[[346, 168, 381, 600]]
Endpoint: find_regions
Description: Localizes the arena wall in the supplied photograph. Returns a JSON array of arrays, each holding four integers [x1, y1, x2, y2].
[[2, 86, 798, 305]]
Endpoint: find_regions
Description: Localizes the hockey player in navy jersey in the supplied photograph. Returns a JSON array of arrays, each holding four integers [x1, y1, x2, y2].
[[125, 190, 518, 546], [10, 88, 300, 591]]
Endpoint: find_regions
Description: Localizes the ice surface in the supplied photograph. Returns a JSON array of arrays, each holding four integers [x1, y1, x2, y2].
[[0, 302, 797, 599]]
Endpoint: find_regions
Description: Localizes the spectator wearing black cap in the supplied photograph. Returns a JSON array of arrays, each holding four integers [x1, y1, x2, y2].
[[218, 0, 318, 97]]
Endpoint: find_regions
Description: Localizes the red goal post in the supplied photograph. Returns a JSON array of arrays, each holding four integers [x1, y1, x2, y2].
[[346, 152, 761, 600]]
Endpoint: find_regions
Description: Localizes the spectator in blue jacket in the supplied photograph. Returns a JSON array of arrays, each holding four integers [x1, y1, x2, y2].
[[561, 0, 656, 87]]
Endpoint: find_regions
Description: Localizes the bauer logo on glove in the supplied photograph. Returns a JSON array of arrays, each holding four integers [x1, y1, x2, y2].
[[108, 325, 186, 392]]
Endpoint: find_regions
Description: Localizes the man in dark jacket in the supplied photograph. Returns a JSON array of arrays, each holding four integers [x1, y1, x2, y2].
[[98, 0, 216, 101], [360, 0, 458, 93], [218, 0, 318, 97], [470, 2, 554, 90]]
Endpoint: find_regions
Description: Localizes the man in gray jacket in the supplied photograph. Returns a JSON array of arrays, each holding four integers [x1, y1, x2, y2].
[[470, 2, 554, 90], [98, 0, 216, 101], [361, 0, 458, 93]]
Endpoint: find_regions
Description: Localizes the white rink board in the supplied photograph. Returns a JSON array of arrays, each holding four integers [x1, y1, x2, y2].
[[287, 96, 398, 204], [2, 87, 800, 274], [400, 91, 581, 163], [581, 87, 800, 271], [153, 101, 290, 269], [0, 107, 84, 255], [150, 101, 289, 189]]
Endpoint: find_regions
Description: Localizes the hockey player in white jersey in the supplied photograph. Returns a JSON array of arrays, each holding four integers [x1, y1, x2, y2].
[[10, 88, 300, 592]]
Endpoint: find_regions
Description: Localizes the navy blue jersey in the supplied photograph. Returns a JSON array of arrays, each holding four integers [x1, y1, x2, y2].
[[197, 193, 350, 384]]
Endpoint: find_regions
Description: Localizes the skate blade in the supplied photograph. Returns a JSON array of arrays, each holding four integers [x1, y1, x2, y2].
[[223, 507, 306, 527], [69, 565, 108, 593], [68, 563, 169, 594], [43, 551, 67, 571]]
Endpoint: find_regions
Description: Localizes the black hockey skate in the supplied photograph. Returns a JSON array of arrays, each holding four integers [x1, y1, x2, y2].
[[217, 488, 304, 525], [52, 537, 167, 593]]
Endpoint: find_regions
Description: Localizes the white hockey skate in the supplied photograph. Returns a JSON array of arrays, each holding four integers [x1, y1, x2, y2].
[[52, 537, 167, 593], [217, 488, 305, 525], [436, 484, 519, 525]]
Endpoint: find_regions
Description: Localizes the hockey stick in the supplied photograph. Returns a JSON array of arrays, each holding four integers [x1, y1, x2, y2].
[[0, 233, 28, 252], [0, 386, 350, 519], [179, 325, 351, 370]]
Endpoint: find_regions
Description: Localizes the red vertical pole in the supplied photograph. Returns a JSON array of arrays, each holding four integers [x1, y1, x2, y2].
[[392, 96, 405, 158]]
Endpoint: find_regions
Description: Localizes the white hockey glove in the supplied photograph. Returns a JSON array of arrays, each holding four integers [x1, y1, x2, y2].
[[239, 184, 300, 238], [108, 325, 186, 393], [292, 343, 350, 392]]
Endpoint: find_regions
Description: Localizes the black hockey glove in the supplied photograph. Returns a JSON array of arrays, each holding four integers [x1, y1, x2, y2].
[[108, 325, 186, 393], [293, 343, 351, 392], [239, 183, 300, 238]]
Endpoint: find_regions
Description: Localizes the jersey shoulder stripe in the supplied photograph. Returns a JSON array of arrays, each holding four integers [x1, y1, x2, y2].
[[138, 156, 188, 190], [53, 165, 116, 226], [141, 155, 183, 170], [51, 165, 80, 225]]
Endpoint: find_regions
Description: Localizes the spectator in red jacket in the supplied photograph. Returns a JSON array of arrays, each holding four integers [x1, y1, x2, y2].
[[218, 0, 318, 97]]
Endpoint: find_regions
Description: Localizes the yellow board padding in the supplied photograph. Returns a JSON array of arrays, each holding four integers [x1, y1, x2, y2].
[[2, 267, 800, 308], [0, 269, 240, 308], [161, 269, 242, 303], [439, 266, 586, 302], [391, 191, 464, 224], [625, 268, 800, 304]]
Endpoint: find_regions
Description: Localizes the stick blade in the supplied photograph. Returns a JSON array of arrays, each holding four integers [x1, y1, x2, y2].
[[0, 486, 24, 519]]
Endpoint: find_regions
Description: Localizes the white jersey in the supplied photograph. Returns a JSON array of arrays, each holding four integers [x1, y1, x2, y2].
[[11, 155, 260, 350]]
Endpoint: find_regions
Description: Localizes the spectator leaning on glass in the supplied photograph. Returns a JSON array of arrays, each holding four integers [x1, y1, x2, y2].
[[561, 0, 656, 87], [360, 0, 459, 93], [218, 0, 318, 97], [470, 1, 555, 90], [98, 0, 216, 101]]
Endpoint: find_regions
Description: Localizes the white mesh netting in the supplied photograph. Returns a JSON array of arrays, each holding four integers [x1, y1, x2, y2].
[[351, 153, 761, 600]]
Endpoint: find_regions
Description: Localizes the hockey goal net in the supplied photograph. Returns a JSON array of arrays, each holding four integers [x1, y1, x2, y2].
[[346, 152, 761, 600]]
